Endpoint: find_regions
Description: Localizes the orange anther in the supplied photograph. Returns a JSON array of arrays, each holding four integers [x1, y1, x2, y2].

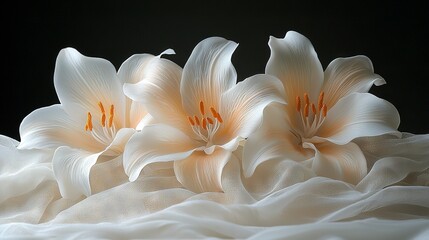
[[194, 116, 200, 126], [188, 116, 195, 126], [322, 104, 328, 117], [202, 118, 207, 130], [295, 96, 301, 112], [108, 116, 114, 128], [86, 112, 93, 131], [109, 105, 114, 116], [304, 104, 309, 118], [318, 92, 324, 110], [98, 102, 105, 114], [215, 113, 223, 123], [101, 113, 106, 127], [207, 117, 214, 124], [199, 101, 205, 115], [210, 107, 217, 117], [311, 103, 317, 114], [304, 93, 310, 105], [108, 105, 114, 127]]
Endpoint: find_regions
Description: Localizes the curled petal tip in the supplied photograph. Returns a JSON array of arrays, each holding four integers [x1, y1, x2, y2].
[[158, 48, 175, 57]]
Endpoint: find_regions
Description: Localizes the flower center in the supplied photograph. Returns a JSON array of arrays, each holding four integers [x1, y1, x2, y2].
[[85, 102, 116, 145], [187, 100, 223, 144], [294, 91, 328, 139]]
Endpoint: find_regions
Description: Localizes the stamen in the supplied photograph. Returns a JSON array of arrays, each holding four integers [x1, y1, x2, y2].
[[304, 93, 310, 105], [194, 116, 200, 126], [188, 116, 195, 126], [98, 102, 107, 127], [84, 102, 117, 145], [207, 117, 214, 125], [295, 92, 328, 139], [318, 92, 325, 110], [199, 101, 205, 115], [202, 118, 207, 130], [215, 113, 223, 123], [86, 112, 93, 131], [311, 103, 317, 114], [295, 96, 301, 112], [304, 104, 309, 118], [322, 104, 328, 117], [108, 105, 114, 128], [98, 102, 105, 114], [189, 102, 223, 143], [101, 114, 106, 127], [210, 107, 217, 117]]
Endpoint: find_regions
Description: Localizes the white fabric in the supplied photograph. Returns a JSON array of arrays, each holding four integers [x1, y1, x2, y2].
[[1, 133, 428, 239]]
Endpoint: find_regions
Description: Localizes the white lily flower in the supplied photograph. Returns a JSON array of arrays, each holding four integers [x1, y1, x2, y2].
[[243, 31, 401, 184], [18, 47, 173, 198], [123, 37, 284, 193]]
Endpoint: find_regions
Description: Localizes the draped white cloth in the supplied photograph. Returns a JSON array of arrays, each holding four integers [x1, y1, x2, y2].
[[1, 133, 428, 239]]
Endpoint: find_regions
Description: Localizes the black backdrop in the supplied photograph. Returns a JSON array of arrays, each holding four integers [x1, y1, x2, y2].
[[2, 1, 428, 141]]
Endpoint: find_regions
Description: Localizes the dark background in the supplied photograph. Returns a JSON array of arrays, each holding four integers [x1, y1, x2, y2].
[[2, 1, 428, 141]]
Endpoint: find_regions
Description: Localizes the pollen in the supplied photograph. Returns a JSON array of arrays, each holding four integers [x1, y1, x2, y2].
[[108, 104, 115, 128], [295, 92, 329, 138], [296, 92, 329, 117], [85, 112, 93, 131], [188, 116, 195, 126], [98, 102, 105, 114], [202, 118, 207, 130], [207, 117, 214, 124], [84, 102, 115, 131], [304, 93, 310, 105], [318, 92, 325, 110], [84, 101, 117, 145], [295, 96, 301, 112], [311, 103, 317, 114], [322, 104, 328, 117], [215, 113, 223, 123], [199, 100, 205, 115], [210, 107, 217, 117], [187, 100, 224, 143]]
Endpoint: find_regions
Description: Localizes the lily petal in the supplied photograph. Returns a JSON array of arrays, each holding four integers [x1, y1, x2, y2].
[[308, 141, 367, 184], [180, 37, 238, 115], [266, 31, 324, 105], [54, 47, 125, 126], [216, 74, 285, 143], [102, 127, 136, 157], [119, 50, 176, 129], [322, 55, 386, 108], [118, 53, 155, 128], [129, 101, 149, 130], [18, 104, 102, 151], [0, 134, 19, 148], [317, 93, 401, 144], [123, 124, 202, 182], [52, 127, 134, 199], [52, 146, 100, 198], [123, 55, 190, 134], [174, 147, 233, 193], [242, 102, 313, 177], [118, 49, 175, 85], [218, 136, 243, 153]]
